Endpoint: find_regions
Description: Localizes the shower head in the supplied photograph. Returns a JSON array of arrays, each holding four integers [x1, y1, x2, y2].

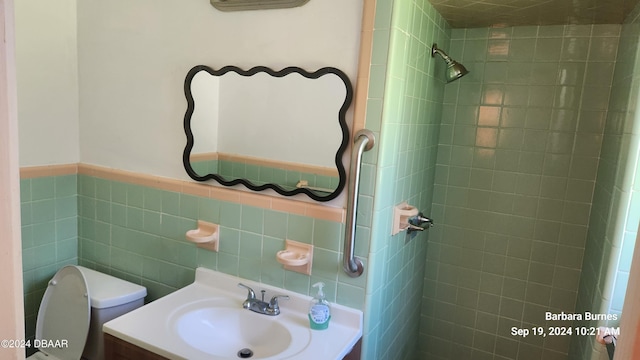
[[431, 43, 469, 83]]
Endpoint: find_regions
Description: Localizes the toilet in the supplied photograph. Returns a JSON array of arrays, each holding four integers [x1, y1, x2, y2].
[[27, 265, 147, 360]]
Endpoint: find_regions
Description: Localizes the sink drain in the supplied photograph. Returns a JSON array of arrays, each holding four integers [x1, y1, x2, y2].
[[237, 348, 254, 358]]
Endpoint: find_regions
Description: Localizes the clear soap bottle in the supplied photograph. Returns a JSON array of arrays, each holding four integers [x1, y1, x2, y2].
[[308, 282, 331, 330]]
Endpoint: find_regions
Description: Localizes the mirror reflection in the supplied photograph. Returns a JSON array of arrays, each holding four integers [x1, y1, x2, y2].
[[183, 65, 352, 201]]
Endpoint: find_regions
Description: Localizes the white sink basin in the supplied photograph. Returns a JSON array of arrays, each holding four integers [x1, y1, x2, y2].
[[169, 302, 310, 359], [103, 268, 362, 360]]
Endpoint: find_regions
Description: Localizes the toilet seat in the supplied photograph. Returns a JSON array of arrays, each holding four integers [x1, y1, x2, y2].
[[33, 265, 90, 360]]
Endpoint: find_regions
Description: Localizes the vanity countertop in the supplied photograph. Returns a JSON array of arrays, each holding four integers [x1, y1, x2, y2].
[[103, 267, 363, 360]]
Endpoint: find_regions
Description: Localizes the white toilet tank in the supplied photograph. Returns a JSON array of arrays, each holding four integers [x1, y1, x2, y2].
[[76, 266, 147, 360]]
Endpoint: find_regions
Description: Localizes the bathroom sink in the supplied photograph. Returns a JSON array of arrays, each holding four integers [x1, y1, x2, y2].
[[169, 302, 309, 359], [103, 267, 362, 360]]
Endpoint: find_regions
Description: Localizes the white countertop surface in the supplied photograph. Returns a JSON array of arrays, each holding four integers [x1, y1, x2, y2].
[[103, 267, 363, 360]]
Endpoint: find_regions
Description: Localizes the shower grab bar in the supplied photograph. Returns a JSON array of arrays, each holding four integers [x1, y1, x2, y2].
[[343, 129, 375, 277]]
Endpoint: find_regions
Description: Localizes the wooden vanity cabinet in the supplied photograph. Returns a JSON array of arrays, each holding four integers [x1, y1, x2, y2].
[[104, 333, 169, 360], [104, 333, 363, 360], [343, 337, 362, 360]]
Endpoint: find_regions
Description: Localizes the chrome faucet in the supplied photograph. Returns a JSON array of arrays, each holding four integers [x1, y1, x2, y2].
[[237, 283, 289, 316], [407, 212, 434, 233]]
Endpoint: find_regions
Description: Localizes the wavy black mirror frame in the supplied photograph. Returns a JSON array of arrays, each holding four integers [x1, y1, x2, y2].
[[182, 65, 352, 202]]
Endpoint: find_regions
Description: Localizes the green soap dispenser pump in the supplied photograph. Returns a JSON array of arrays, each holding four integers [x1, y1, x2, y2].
[[308, 282, 331, 330]]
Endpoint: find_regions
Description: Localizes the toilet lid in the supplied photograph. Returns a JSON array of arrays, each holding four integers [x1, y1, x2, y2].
[[35, 266, 90, 360]]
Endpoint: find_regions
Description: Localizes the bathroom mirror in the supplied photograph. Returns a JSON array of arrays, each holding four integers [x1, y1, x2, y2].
[[183, 65, 352, 201], [210, 0, 310, 12]]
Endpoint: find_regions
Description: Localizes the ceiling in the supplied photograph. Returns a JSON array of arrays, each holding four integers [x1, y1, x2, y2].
[[429, 0, 640, 28]]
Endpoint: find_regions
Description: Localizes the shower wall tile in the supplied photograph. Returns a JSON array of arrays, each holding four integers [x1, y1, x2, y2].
[[362, 0, 449, 359], [571, 6, 640, 358], [419, 24, 620, 360]]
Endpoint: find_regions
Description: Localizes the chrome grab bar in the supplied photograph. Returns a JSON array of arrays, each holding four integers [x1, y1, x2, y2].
[[343, 129, 375, 277]]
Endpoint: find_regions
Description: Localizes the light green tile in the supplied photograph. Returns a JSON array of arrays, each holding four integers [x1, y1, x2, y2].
[[95, 199, 110, 223], [611, 271, 629, 311], [489, 193, 514, 213], [179, 194, 199, 220], [55, 175, 77, 197], [500, 298, 524, 320], [264, 210, 287, 239], [55, 195, 77, 219], [111, 203, 127, 227], [31, 177, 55, 201], [241, 206, 264, 234], [543, 154, 571, 177], [313, 219, 341, 251], [261, 236, 285, 286], [20, 179, 32, 203], [161, 191, 181, 216], [515, 174, 541, 196], [111, 182, 127, 205], [284, 271, 311, 295], [31, 199, 56, 223], [126, 184, 144, 208], [126, 207, 144, 231], [469, 168, 493, 190], [219, 227, 240, 255], [143, 187, 162, 211], [239, 231, 262, 260], [32, 221, 56, 248], [287, 214, 313, 243], [238, 257, 261, 282], [196, 247, 218, 270], [21, 224, 34, 249], [534, 38, 562, 61], [513, 195, 538, 217], [311, 248, 339, 280], [220, 201, 241, 229], [55, 217, 77, 241], [95, 179, 111, 201], [336, 282, 365, 310], [494, 150, 519, 171]]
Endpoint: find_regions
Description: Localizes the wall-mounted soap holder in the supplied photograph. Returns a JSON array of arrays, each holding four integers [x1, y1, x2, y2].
[[276, 239, 313, 275], [392, 202, 434, 239], [392, 202, 419, 235], [186, 220, 219, 252]]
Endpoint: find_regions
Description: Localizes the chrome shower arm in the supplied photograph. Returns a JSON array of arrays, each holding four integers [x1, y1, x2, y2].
[[431, 45, 454, 64]]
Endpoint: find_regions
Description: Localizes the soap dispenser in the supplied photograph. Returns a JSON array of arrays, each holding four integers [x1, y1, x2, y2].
[[308, 282, 331, 330]]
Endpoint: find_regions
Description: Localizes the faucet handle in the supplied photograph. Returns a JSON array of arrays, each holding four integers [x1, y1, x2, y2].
[[237, 283, 256, 298], [237, 283, 256, 309], [268, 295, 290, 315]]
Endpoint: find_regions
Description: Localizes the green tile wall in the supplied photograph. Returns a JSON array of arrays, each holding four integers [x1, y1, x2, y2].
[[76, 174, 365, 308], [20, 172, 365, 357], [219, 160, 340, 192], [420, 25, 620, 360], [20, 175, 78, 352], [571, 4, 640, 359], [192, 158, 340, 192], [360, 0, 449, 359]]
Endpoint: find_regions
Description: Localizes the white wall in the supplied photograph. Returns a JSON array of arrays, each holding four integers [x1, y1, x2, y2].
[[77, 0, 363, 180], [15, 0, 79, 166], [190, 71, 219, 154], [217, 71, 345, 167]]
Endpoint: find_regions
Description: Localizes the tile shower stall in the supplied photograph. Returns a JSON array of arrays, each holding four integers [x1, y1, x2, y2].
[[362, 1, 640, 359], [422, 25, 620, 359]]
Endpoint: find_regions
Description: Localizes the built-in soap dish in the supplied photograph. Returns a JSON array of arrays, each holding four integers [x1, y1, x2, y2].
[[276, 239, 313, 275], [391, 202, 419, 235], [186, 220, 219, 252]]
